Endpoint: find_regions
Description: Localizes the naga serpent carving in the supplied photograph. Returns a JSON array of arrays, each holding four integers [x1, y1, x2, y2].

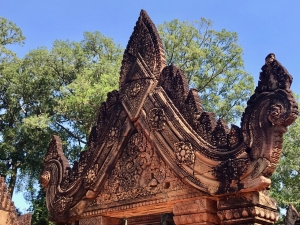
[[41, 10, 298, 222]]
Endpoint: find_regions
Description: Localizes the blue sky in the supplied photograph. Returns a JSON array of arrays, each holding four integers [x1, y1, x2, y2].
[[1, 0, 300, 212]]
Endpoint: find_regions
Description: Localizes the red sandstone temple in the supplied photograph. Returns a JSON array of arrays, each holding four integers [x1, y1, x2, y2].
[[41, 10, 298, 225]]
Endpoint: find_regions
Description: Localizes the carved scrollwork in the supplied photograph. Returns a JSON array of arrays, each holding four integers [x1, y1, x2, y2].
[[268, 103, 285, 125]]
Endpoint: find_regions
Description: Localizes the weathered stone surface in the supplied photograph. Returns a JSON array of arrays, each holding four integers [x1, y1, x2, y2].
[[217, 191, 278, 225], [0, 177, 32, 225], [284, 205, 300, 225], [78, 216, 120, 225], [41, 9, 298, 225], [173, 199, 219, 225]]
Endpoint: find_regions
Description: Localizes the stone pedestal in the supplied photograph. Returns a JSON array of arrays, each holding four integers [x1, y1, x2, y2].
[[217, 191, 278, 225], [173, 199, 219, 225], [78, 216, 120, 225]]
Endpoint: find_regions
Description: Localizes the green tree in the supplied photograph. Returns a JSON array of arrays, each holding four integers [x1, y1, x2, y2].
[[0, 16, 26, 195], [158, 19, 254, 123], [0, 16, 25, 46], [0, 28, 123, 197], [29, 187, 54, 225], [24, 33, 123, 224]]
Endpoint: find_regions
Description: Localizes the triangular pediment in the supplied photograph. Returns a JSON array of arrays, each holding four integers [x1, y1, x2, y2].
[[41, 10, 298, 223]]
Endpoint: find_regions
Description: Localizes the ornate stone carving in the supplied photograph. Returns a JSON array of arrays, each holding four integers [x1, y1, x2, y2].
[[149, 108, 166, 131], [84, 164, 99, 188], [213, 158, 250, 192], [41, 9, 298, 225], [174, 141, 195, 165], [217, 192, 278, 224], [173, 199, 219, 225], [54, 196, 73, 213], [95, 132, 191, 207]]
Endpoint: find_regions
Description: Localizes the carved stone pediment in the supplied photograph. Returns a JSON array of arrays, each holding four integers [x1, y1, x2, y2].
[[41, 10, 298, 224]]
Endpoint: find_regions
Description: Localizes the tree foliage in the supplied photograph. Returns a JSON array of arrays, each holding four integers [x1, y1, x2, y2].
[[0, 27, 123, 198], [0, 17, 25, 46], [158, 19, 254, 123]]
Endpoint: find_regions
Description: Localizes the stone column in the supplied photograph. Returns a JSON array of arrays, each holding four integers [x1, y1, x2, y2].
[[173, 198, 220, 225], [217, 191, 279, 225], [78, 216, 121, 225]]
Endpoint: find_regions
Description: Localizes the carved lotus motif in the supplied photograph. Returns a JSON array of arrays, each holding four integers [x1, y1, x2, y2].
[[108, 127, 119, 140], [107, 127, 119, 146], [84, 164, 98, 187], [149, 108, 166, 131], [174, 142, 195, 165]]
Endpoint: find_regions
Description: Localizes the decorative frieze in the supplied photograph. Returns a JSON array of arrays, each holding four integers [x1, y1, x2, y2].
[[217, 191, 278, 225]]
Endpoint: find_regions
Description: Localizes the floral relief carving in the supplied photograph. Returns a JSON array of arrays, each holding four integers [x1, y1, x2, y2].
[[128, 82, 141, 97], [84, 164, 99, 188], [108, 127, 119, 143], [95, 132, 189, 206], [54, 196, 73, 213], [174, 141, 195, 165], [149, 108, 166, 131]]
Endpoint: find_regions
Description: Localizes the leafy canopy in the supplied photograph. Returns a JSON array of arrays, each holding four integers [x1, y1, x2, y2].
[[158, 19, 254, 124]]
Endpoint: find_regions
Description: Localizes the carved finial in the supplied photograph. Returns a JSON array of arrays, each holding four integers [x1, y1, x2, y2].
[[119, 10, 166, 88], [265, 53, 275, 65], [257, 53, 293, 93]]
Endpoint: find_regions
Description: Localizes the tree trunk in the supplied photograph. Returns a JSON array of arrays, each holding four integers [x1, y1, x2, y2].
[[8, 163, 18, 198]]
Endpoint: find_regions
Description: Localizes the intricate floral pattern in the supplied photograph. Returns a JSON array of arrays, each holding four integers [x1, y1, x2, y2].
[[84, 164, 98, 188], [149, 108, 166, 131], [128, 82, 141, 97], [174, 142, 195, 165]]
